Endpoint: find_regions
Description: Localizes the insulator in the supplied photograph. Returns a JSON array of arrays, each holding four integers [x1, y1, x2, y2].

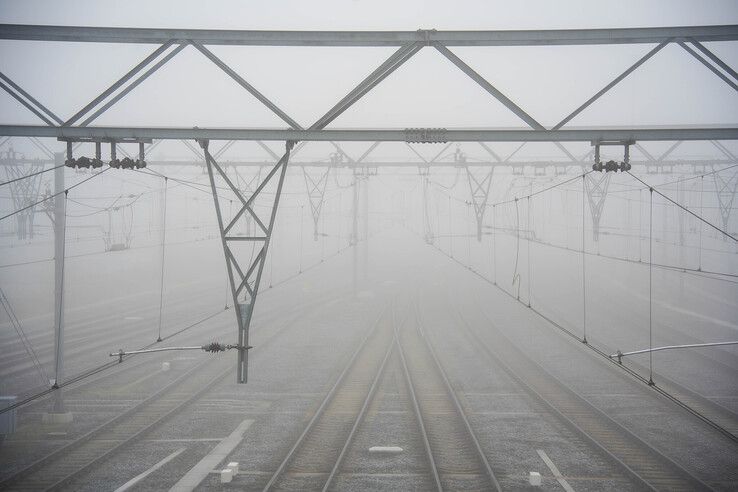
[[202, 342, 227, 353], [592, 161, 604, 172], [65, 158, 77, 168], [91, 158, 104, 168], [135, 159, 147, 169], [109, 159, 121, 169], [76, 156, 92, 169], [120, 157, 135, 169]]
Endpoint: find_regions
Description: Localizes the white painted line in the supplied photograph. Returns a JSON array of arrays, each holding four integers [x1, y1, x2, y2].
[[537, 449, 575, 492], [168, 419, 254, 492], [114, 448, 186, 492]]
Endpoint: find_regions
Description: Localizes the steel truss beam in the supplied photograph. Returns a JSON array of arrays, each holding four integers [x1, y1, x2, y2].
[[420, 171, 435, 244], [1, 26, 737, 140], [200, 138, 294, 383], [3, 126, 738, 142], [1, 24, 736, 46]]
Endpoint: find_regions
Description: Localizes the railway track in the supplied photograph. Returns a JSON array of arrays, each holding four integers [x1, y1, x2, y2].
[[4, 282, 345, 420], [262, 305, 393, 491], [0, 288, 344, 492], [394, 302, 501, 491], [430, 235, 737, 446], [489, 283, 738, 441], [262, 300, 501, 491], [1, 355, 229, 491], [456, 295, 712, 491]]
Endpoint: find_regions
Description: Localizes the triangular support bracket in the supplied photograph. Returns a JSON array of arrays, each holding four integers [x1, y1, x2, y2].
[[712, 165, 738, 236], [303, 162, 332, 241], [464, 165, 494, 242], [200, 138, 294, 383], [420, 171, 435, 244], [584, 172, 612, 242]]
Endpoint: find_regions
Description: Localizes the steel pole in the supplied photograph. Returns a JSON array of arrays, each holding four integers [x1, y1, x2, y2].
[[52, 152, 64, 389]]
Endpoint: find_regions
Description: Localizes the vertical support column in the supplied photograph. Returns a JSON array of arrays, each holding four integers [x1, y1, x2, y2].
[[350, 169, 360, 247], [581, 173, 587, 344], [527, 194, 532, 308], [492, 204, 497, 285], [698, 176, 704, 270], [422, 171, 435, 244], [362, 170, 369, 282], [46, 152, 72, 423], [648, 187, 654, 386], [448, 195, 453, 258], [52, 152, 65, 389], [156, 177, 168, 342]]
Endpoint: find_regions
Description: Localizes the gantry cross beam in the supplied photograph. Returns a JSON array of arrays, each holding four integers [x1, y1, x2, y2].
[[1, 23, 738, 145], [1, 24, 737, 45]]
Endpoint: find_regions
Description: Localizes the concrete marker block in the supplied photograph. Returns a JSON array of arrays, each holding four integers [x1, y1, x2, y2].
[[529, 471, 541, 486], [220, 468, 233, 483], [162, 362, 170, 372], [227, 462, 239, 475], [368, 446, 403, 455]]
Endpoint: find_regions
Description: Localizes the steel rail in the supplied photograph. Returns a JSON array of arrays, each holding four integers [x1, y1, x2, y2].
[[0, 356, 217, 491], [1, 24, 737, 46], [0, 282, 351, 490], [431, 238, 738, 443], [589, 329, 738, 439], [393, 311, 443, 492], [411, 300, 502, 491], [320, 336, 396, 491], [262, 304, 389, 492], [453, 302, 712, 491]]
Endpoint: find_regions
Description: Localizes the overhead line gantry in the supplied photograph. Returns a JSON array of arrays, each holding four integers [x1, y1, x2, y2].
[[1, 22, 736, 385]]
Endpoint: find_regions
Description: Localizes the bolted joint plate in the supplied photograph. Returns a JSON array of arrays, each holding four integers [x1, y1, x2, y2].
[[405, 128, 447, 144]]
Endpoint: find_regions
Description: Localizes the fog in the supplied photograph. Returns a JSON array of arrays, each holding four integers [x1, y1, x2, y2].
[[0, 1, 737, 490]]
